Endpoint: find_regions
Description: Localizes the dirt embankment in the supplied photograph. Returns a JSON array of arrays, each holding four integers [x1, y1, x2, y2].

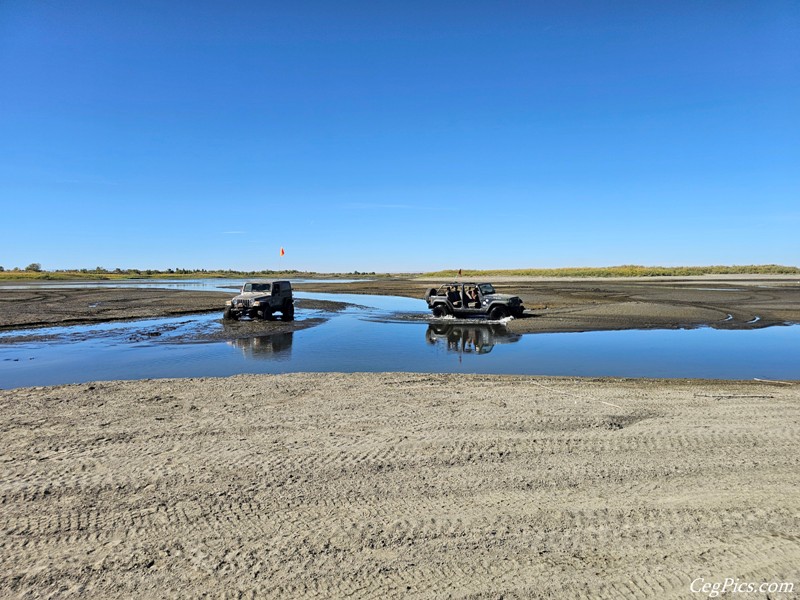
[[1, 373, 798, 598]]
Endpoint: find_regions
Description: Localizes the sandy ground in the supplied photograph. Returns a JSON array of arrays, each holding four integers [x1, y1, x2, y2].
[[1, 373, 798, 599]]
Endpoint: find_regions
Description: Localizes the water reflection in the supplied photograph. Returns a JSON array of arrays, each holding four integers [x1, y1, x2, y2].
[[425, 323, 521, 355], [228, 332, 294, 359]]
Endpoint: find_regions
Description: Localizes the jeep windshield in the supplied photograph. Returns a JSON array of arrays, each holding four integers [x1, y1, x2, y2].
[[243, 283, 270, 293], [478, 284, 496, 295]]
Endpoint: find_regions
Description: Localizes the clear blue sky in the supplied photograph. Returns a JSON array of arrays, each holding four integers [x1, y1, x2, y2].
[[1, 1, 798, 273]]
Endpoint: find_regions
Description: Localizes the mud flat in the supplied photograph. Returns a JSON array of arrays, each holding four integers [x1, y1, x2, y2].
[[2, 373, 798, 598], [2, 277, 799, 335], [0, 288, 231, 330], [297, 276, 800, 333], [0, 288, 352, 338]]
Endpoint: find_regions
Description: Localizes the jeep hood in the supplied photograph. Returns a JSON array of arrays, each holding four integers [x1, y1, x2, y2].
[[485, 293, 521, 302], [233, 291, 271, 301]]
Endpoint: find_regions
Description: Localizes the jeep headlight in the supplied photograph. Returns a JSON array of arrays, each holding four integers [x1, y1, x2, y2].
[[253, 300, 261, 306]]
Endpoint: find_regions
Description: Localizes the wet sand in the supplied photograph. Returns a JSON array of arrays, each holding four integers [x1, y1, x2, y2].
[[295, 276, 800, 333], [1, 373, 798, 598], [0, 288, 352, 340], [0, 288, 232, 331], [2, 276, 798, 336]]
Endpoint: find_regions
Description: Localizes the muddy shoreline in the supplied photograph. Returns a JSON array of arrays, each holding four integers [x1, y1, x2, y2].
[[296, 277, 800, 333], [1, 277, 799, 338], [0, 287, 354, 341]]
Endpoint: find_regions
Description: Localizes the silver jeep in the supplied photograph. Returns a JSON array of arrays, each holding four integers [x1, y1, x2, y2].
[[224, 280, 294, 321], [424, 282, 525, 320]]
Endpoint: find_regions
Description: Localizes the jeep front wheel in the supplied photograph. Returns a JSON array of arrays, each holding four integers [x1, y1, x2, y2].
[[432, 304, 450, 318], [488, 305, 509, 320], [223, 307, 236, 321]]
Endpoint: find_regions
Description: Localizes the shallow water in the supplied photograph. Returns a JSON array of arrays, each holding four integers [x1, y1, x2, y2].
[[1, 289, 798, 388]]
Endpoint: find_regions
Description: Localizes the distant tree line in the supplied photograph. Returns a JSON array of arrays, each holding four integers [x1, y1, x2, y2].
[[0, 265, 377, 279], [0, 263, 42, 272]]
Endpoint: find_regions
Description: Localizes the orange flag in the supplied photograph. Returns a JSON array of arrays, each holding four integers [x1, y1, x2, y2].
[[280, 247, 285, 257]]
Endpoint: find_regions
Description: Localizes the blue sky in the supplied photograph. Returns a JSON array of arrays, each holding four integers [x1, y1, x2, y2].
[[1, 1, 798, 273]]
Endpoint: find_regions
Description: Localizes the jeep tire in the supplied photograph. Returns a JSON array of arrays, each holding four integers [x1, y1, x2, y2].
[[488, 305, 509, 320], [432, 304, 450, 318], [280, 302, 295, 321]]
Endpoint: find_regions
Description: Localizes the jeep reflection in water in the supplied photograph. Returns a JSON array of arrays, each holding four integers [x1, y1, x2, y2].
[[228, 332, 294, 358], [425, 323, 522, 355], [424, 282, 525, 320], [224, 280, 295, 321]]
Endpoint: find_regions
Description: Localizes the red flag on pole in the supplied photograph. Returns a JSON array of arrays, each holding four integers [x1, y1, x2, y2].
[[280, 247, 285, 257]]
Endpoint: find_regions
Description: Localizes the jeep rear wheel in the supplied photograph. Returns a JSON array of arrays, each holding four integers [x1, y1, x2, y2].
[[432, 304, 450, 318], [488, 305, 509, 320]]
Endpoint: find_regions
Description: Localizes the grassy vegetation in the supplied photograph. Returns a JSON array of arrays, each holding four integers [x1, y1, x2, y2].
[[423, 265, 800, 278], [0, 268, 384, 281]]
